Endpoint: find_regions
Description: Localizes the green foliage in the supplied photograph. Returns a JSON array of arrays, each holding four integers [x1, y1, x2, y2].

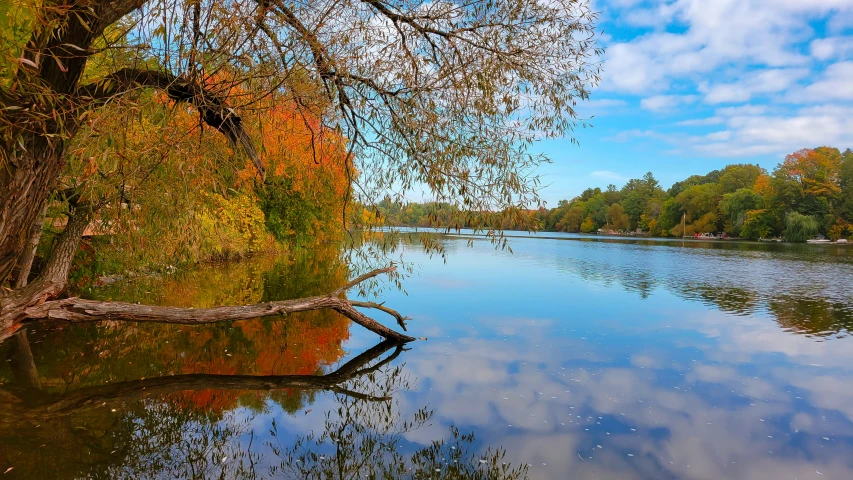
[[837, 149, 853, 220], [0, 1, 36, 84], [355, 147, 853, 243], [605, 203, 630, 231], [741, 210, 774, 240], [556, 204, 585, 232], [257, 176, 326, 243], [583, 194, 608, 228], [621, 172, 663, 229], [784, 212, 820, 243], [718, 164, 763, 194], [720, 188, 764, 235]]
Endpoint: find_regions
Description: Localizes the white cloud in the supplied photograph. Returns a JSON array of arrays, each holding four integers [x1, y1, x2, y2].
[[601, 0, 827, 93], [810, 36, 853, 60], [614, 104, 853, 157], [606, 0, 646, 9], [715, 105, 768, 117], [794, 61, 853, 101], [600, 0, 853, 94], [677, 116, 724, 126], [701, 68, 809, 104], [697, 105, 853, 156], [605, 129, 680, 143], [706, 130, 732, 141], [640, 94, 698, 112], [595, 1, 853, 159]]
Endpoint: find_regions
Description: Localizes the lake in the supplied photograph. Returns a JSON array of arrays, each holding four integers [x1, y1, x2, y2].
[[2, 233, 853, 479]]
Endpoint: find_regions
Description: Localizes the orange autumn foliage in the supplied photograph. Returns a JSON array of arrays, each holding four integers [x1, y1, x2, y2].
[[238, 102, 351, 198], [20, 253, 353, 417], [779, 148, 841, 196]]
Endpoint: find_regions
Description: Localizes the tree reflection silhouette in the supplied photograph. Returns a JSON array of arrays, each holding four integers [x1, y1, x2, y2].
[[1, 336, 527, 479], [268, 364, 528, 480], [551, 240, 853, 339]]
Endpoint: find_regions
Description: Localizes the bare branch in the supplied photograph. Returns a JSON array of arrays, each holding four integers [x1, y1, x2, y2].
[[350, 300, 411, 331], [332, 266, 396, 295]]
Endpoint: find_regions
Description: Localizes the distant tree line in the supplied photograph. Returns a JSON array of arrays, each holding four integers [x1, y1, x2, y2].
[[372, 146, 853, 242]]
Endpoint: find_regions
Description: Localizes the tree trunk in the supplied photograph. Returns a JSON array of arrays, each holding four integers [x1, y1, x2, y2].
[[0, 118, 413, 347], [0, 140, 67, 283], [14, 202, 49, 289], [0, 2, 415, 348]]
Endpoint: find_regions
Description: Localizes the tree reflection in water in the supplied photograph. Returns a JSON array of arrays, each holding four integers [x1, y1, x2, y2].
[[1, 336, 526, 479], [269, 365, 526, 480], [549, 238, 853, 339], [0, 241, 525, 479]]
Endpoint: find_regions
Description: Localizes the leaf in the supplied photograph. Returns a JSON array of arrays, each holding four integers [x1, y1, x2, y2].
[[15, 56, 37, 69], [60, 43, 87, 52], [53, 55, 68, 72]]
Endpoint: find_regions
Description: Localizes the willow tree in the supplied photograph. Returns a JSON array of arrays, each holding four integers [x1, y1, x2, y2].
[[0, 0, 600, 342]]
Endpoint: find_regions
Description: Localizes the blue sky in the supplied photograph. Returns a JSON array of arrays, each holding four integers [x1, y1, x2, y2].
[[535, 0, 853, 205]]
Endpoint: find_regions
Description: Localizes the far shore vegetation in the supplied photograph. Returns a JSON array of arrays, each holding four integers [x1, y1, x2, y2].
[[371, 147, 853, 242]]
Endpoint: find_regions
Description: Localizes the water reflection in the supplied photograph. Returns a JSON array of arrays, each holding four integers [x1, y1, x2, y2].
[[0, 337, 401, 478], [269, 364, 526, 480], [4, 233, 853, 479], [374, 234, 853, 479], [524, 236, 853, 339], [0, 244, 527, 479]]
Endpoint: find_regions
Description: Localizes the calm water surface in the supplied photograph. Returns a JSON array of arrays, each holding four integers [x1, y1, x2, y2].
[[2, 234, 853, 479]]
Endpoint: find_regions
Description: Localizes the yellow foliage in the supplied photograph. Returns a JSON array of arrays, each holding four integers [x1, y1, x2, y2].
[[193, 193, 276, 260], [828, 218, 853, 241]]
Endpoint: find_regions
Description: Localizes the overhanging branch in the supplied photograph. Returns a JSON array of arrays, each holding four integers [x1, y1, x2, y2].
[[76, 67, 264, 178]]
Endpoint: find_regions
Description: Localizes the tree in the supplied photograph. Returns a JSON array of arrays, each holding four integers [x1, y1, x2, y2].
[[580, 215, 596, 233], [718, 164, 764, 194], [741, 209, 774, 240], [582, 193, 608, 230], [837, 149, 853, 221], [603, 183, 622, 205], [0, 1, 601, 342], [772, 147, 842, 226], [784, 212, 820, 243], [720, 188, 764, 236], [670, 183, 720, 235], [605, 203, 630, 231], [621, 172, 663, 229], [556, 203, 585, 232]]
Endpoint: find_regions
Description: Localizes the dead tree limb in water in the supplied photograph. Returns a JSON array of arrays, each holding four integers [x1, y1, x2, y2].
[[3, 266, 414, 344]]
